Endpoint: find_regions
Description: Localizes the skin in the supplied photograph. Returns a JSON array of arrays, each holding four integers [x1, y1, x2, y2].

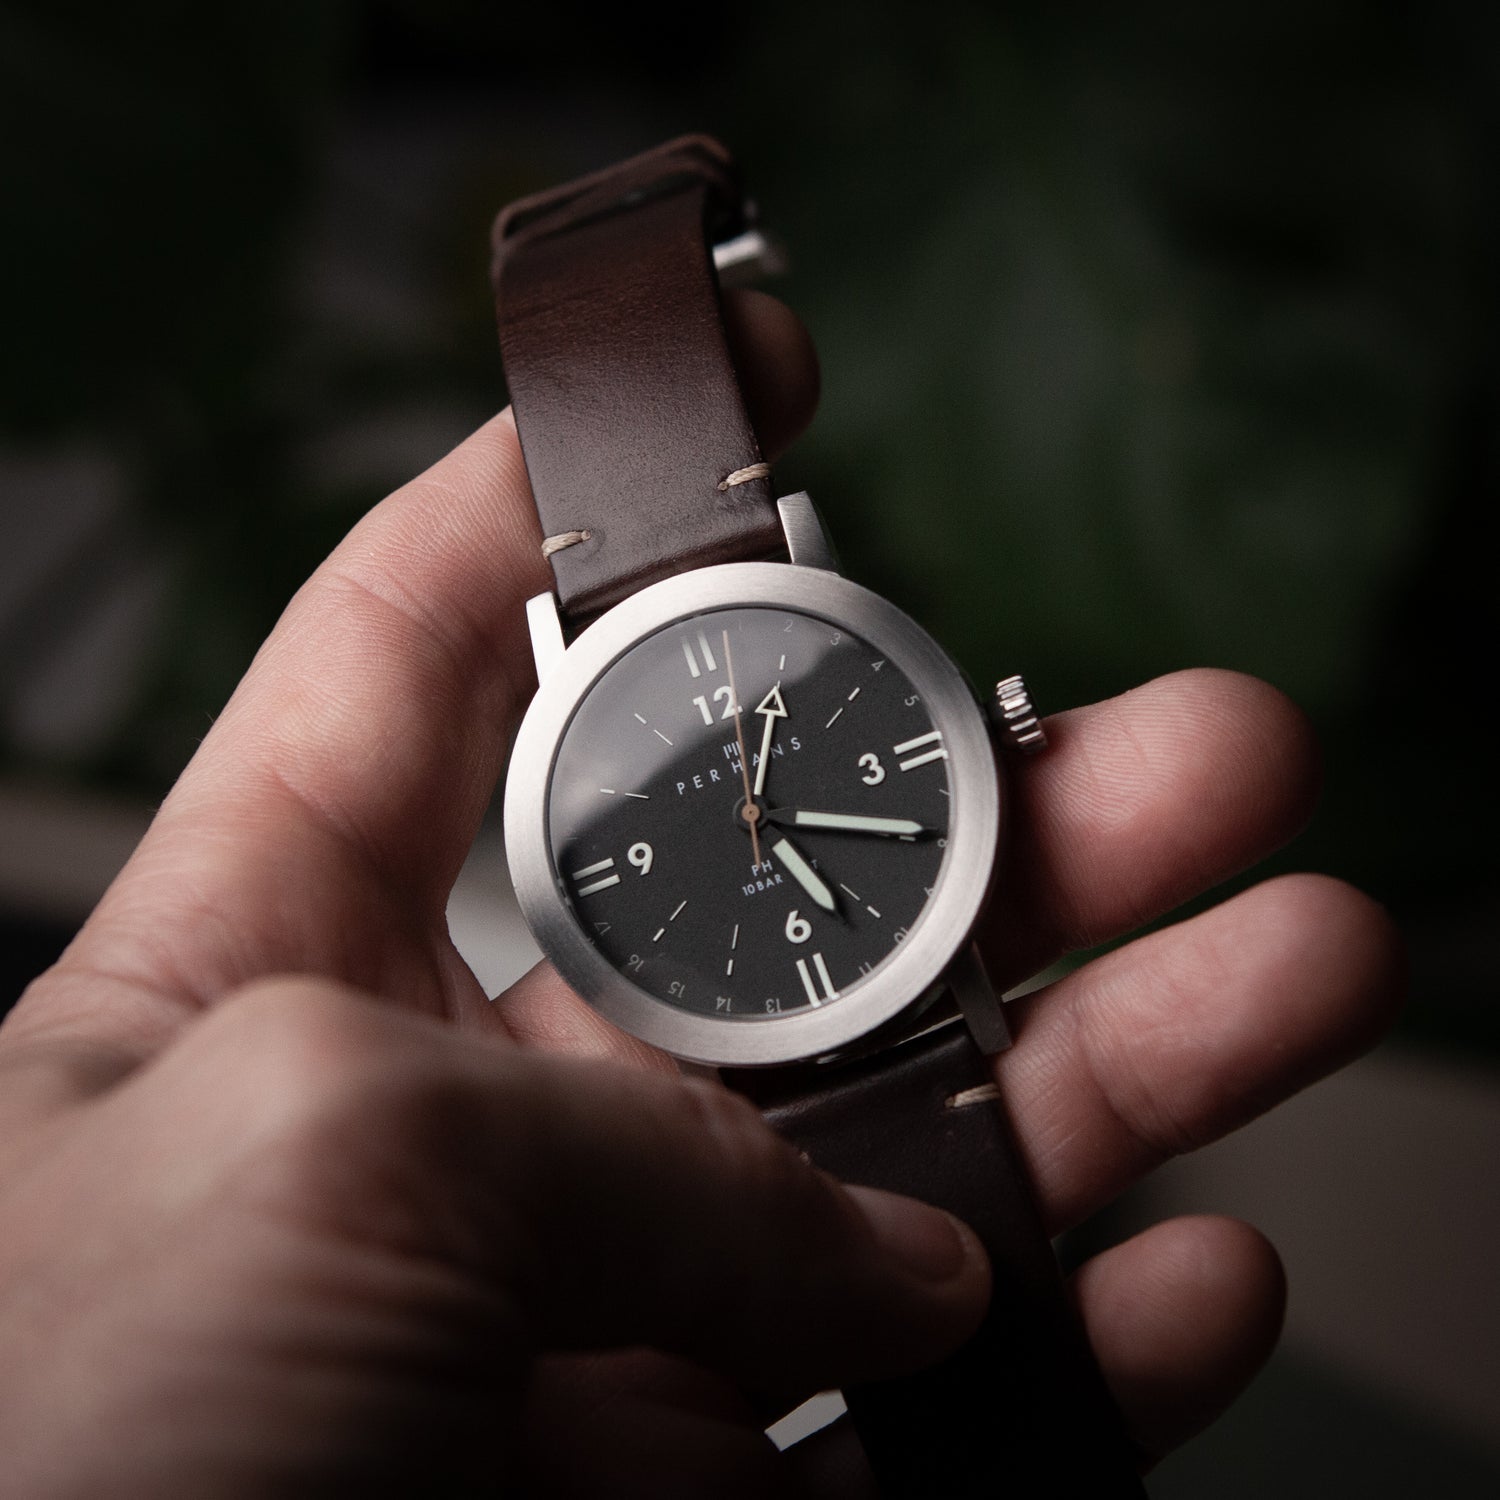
[[0, 288, 1404, 1496]]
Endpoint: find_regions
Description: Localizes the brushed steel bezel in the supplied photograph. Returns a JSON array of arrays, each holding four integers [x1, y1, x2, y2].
[[503, 563, 1001, 1067]]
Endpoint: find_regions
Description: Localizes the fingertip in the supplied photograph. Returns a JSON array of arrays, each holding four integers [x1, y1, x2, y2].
[[1117, 668, 1324, 846], [825, 1184, 990, 1380], [1185, 668, 1324, 839], [843, 1186, 988, 1289], [723, 288, 821, 461], [1075, 1214, 1286, 1463], [1249, 872, 1408, 1067]]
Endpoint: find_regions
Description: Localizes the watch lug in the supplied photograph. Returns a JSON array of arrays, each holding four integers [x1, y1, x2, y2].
[[526, 591, 567, 684], [777, 491, 842, 573], [948, 942, 1012, 1056]]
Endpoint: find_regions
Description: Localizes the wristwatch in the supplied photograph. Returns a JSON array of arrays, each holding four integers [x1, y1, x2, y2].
[[493, 137, 1143, 1495]]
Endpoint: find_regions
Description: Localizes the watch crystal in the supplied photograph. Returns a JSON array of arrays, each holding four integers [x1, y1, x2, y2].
[[546, 606, 953, 1019]]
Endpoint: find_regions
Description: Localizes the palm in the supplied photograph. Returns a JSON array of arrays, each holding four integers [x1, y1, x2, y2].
[[0, 303, 1400, 1495]]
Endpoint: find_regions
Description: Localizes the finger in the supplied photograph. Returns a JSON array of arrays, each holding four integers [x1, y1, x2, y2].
[[504, 1067, 990, 1387], [490, 960, 679, 1073], [983, 669, 1322, 988], [519, 1351, 812, 1500], [724, 288, 820, 458], [178, 981, 987, 1403], [546, 1210, 1288, 1496], [493, 668, 1321, 1063], [12, 295, 821, 1063], [998, 873, 1404, 1232], [777, 1212, 1286, 1486], [0, 977, 984, 1495], [1074, 1215, 1286, 1463]]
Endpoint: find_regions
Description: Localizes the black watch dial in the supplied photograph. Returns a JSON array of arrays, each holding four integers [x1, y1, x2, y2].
[[546, 605, 954, 1019]]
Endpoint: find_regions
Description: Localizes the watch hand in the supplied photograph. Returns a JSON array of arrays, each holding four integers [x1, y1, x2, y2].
[[721, 630, 762, 868], [768, 835, 838, 913], [751, 683, 788, 798], [763, 809, 935, 837]]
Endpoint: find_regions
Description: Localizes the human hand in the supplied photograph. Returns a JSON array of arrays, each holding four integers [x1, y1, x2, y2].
[[0, 290, 1402, 1495]]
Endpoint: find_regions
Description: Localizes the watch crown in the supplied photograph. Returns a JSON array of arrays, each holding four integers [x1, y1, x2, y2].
[[990, 674, 1048, 756]]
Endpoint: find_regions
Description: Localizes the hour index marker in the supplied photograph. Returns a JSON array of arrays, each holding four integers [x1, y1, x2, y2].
[[570, 857, 620, 897], [795, 952, 838, 1007], [650, 899, 687, 944], [633, 708, 672, 743], [681, 630, 718, 677], [893, 729, 947, 771]]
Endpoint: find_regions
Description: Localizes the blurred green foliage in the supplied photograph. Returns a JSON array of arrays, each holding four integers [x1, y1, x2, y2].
[[1, 1, 1493, 1048]]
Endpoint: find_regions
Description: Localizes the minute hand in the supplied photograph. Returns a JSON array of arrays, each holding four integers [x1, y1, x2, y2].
[[751, 684, 788, 798], [764, 809, 935, 837]]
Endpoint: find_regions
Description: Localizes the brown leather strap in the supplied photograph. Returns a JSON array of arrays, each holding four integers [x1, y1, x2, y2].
[[493, 142, 1141, 1494], [491, 136, 783, 623], [734, 1022, 1146, 1497]]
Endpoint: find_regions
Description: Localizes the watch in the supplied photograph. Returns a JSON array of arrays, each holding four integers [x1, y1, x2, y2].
[[492, 136, 1144, 1495]]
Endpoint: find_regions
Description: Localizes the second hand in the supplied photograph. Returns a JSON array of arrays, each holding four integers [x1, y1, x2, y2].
[[721, 629, 763, 869]]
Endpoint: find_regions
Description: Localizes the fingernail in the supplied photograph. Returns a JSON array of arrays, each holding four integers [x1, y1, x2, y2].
[[847, 1186, 974, 1283]]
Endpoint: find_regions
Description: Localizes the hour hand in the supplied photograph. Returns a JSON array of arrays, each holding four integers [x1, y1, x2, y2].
[[768, 835, 838, 912], [763, 808, 936, 837]]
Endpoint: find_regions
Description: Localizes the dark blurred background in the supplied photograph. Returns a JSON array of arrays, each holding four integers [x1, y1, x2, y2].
[[1, 1, 1495, 1490]]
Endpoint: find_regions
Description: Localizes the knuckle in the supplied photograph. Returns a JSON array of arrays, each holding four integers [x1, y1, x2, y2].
[[205, 981, 474, 1242], [217, 979, 388, 1119], [672, 1077, 825, 1219]]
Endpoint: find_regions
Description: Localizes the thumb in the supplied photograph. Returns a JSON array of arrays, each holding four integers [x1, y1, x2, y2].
[[489, 1050, 990, 1391], [160, 977, 990, 1397]]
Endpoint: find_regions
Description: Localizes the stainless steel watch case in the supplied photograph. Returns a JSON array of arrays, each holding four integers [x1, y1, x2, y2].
[[503, 533, 1003, 1068]]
